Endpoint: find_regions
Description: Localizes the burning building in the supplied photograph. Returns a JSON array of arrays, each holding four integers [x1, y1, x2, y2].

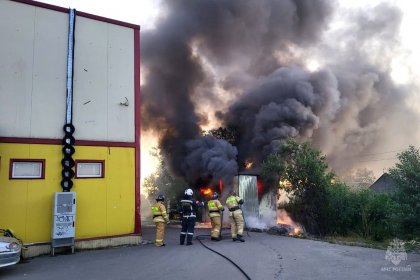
[[139, 0, 420, 232], [231, 167, 302, 235]]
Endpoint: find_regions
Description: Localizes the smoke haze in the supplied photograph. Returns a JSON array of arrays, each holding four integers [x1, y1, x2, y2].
[[140, 0, 420, 184]]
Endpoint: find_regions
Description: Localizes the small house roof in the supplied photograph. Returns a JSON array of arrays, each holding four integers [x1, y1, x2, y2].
[[369, 173, 398, 194]]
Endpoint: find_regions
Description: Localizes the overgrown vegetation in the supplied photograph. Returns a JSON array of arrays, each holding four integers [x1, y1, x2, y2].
[[324, 184, 396, 241], [143, 148, 187, 205], [389, 146, 420, 237], [262, 139, 334, 235], [261, 140, 420, 242], [202, 126, 237, 145]]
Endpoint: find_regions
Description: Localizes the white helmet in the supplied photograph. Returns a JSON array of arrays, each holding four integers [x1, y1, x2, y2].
[[185, 188, 193, 196]]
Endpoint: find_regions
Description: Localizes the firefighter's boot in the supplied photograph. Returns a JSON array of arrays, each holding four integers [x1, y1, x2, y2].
[[186, 234, 193, 245], [180, 233, 186, 245]]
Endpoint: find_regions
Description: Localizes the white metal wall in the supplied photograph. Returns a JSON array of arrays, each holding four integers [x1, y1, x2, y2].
[[0, 1, 135, 142], [238, 175, 260, 219], [73, 17, 135, 142], [0, 1, 67, 139]]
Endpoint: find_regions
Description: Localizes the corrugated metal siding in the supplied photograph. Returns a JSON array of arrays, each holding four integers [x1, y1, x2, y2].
[[238, 175, 259, 219]]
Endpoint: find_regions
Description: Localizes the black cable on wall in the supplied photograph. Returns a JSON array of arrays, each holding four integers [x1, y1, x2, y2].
[[61, 9, 76, 192]]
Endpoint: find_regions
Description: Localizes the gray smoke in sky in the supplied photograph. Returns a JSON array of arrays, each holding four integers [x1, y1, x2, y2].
[[141, 0, 420, 184]]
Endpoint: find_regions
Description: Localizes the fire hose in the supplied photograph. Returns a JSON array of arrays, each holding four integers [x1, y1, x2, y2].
[[195, 210, 252, 280], [196, 233, 251, 280]]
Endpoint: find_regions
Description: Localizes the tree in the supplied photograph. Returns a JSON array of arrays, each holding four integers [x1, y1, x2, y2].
[[261, 139, 334, 235], [202, 126, 237, 145], [142, 147, 187, 206], [389, 146, 420, 236]]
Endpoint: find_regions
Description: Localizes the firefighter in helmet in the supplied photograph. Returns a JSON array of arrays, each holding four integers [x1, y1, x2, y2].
[[179, 188, 202, 245], [226, 190, 245, 242], [207, 192, 224, 241], [151, 194, 170, 247]]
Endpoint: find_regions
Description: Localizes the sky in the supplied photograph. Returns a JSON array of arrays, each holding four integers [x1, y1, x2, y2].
[[36, 0, 420, 186]]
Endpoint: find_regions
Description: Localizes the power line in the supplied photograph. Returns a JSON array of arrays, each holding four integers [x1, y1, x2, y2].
[[340, 146, 420, 161], [356, 149, 405, 157], [359, 157, 397, 163]]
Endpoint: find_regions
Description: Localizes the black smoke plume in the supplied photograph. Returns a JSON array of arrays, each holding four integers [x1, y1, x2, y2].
[[141, 0, 419, 184]]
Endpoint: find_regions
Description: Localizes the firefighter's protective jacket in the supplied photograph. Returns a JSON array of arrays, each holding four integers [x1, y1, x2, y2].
[[207, 199, 224, 218], [151, 201, 169, 223], [179, 195, 202, 218], [226, 195, 243, 212]]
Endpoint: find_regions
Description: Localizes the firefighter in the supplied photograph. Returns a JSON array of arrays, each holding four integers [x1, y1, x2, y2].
[[207, 192, 224, 241], [226, 190, 245, 242], [179, 188, 201, 245], [151, 194, 170, 247]]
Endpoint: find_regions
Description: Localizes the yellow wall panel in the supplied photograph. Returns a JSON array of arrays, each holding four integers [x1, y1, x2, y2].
[[0, 143, 136, 243], [26, 144, 61, 242], [0, 144, 30, 241], [106, 147, 135, 235], [72, 145, 108, 238]]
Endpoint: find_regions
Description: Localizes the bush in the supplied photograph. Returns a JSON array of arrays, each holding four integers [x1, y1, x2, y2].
[[261, 139, 399, 240], [389, 146, 420, 237], [261, 139, 333, 235], [323, 185, 396, 241]]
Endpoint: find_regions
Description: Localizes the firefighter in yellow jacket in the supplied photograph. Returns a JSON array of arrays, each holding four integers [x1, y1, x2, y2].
[[207, 192, 224, 241], [225, 190, 245, 242], [151, 194, 170, 247]]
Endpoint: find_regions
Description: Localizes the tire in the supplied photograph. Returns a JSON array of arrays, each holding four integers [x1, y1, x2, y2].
[[63, 123, 75, 134], [62, 135, 75, 145], [61, 157, 75, 168], [62, 145, 75, 156], [62, 168, 75, 179], [60, 179, 73, 190]]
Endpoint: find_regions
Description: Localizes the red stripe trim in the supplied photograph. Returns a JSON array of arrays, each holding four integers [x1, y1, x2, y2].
[[11, 0, 69, 13], [76, 140, 135, 148], [134, 29, 141, 234], [10, 0, 140, 30], [0, 137, 61, 145], [0, 137, 135, 148], [77, 11, 140, 30]]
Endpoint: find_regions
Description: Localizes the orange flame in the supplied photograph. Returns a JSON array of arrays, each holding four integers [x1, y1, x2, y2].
[[279, 179, 292, 188], [244, 160, 253, 169], [277, 209, 302, 236], [199, 187, 213, 196]]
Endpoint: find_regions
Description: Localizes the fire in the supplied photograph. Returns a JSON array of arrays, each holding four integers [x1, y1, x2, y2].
[[257, 179, 264, 195], [244, 160, 253, 169], [199, 187, 213, 196], [279, 179, 292, 188], [195, 222, 212, 228], [277, 209, 294, 224], [277, 209, 303, 236]]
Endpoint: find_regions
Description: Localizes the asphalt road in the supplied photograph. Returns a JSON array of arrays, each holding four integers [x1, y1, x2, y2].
[[1, 226, 419, 280]]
